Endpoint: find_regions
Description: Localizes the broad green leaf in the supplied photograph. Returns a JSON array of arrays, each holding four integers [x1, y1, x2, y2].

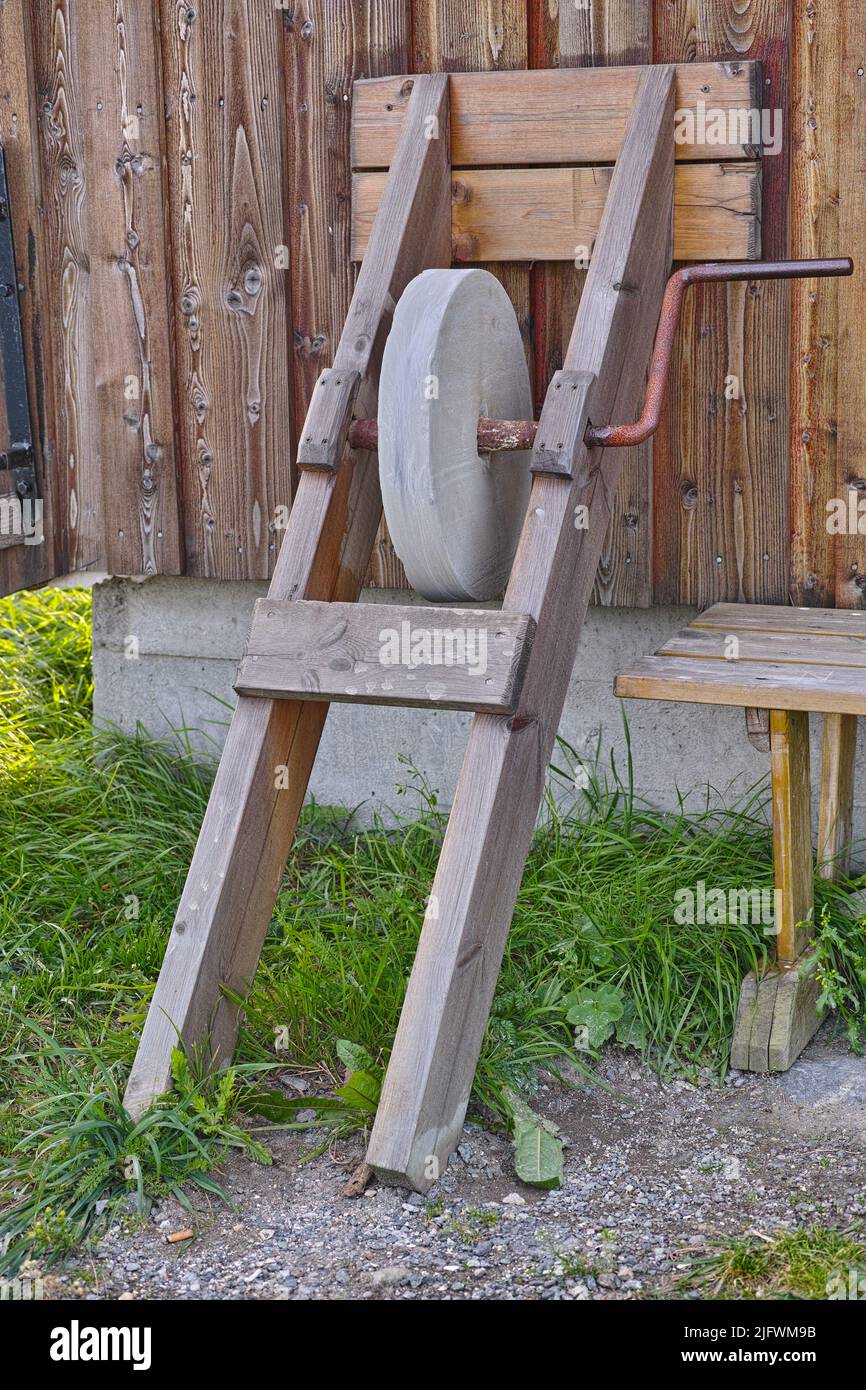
[[564, 983, 624, 1049], [336, 1039, 376, 1075], [503, 1087, 564, 1191], [335, 1069, 381, 1113]]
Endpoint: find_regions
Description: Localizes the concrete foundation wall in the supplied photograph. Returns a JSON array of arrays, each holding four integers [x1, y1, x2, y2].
[[92, 577, 866, 849]]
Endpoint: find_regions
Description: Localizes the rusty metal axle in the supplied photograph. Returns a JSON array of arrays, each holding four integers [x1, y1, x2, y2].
[[346, 257, 853, 456]]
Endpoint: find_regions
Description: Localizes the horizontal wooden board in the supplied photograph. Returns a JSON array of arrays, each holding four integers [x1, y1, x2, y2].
[[615, 654, 866, 715], [659, 627, 866, 668], [691, 603, 866, 638], [352, 63, 763, 169], [352, 162, 760, 264], [235, 599, 536, 712]]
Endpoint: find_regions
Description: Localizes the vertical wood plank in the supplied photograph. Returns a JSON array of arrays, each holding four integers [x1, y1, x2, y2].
[[79, 0, 182, 576], [32, 0, 103, 574], [160, 0, 292, 579], [789, 0, 841, 606], [769, 708, 814, 964], [384, 0, 530, 592], [0, 0, 64, 593], [283, 1, 411, 589], [552, 0, 654, 608], [817, 712, 857, 880], [834, 0, 866, 609], [653, 0, 789, 608]]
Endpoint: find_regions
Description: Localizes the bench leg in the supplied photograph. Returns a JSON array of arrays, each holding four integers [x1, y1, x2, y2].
[[770, 709, 814, 965], [730, 708, 822, 1072], [817, 713, 857, 881]]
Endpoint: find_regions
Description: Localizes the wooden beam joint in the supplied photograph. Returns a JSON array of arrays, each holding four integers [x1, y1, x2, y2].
[[296, 369, 362, 471]]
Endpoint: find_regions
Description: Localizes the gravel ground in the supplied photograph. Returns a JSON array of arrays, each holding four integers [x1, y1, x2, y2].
[[45, 1025, 866, 1301]]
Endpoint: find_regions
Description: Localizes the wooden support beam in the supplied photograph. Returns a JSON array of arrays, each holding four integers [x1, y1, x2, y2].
[[235, 600, 535, 712], [352, 162, 761, 264], [817, 712, 858, 880], [770, 708, 814, 965], [366, 66, 676, 1191], [352, 63, 761, 167], [123, 75, 452, 1118]]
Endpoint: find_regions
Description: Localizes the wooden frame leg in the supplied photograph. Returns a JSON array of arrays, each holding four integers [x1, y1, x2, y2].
[[731, 707, 821, 1073], [770, 708, 814, 965], [817, 712, 857, 881], [366, 66, 676, 1190], [123, 75, 452, 1118]]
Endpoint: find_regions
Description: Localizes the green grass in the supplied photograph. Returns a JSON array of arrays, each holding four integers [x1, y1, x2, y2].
[[679, 1227, 866, 1299], [2, 586, 866, 1271]]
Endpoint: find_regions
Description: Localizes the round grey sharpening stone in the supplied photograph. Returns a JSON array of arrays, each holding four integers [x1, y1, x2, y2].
[[377, 268, 532, 602]]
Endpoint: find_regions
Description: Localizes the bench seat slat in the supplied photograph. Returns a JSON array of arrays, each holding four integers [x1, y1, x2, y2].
[[615, 653, 866, 715]]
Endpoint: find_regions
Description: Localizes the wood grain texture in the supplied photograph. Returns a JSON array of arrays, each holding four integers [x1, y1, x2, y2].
[[0, 0, 63, 591], [283, 0, 410, 582], [691, 602, 866, 637], [653, 0, 788, 609], [32, 0, 102, 575], [616, 655, 866, 716], [658, 627, 866, 668], [352, 161, 760, 263], [732, 948, 824, 1073], [789, 0, 841, 606], [79, 0, 182, 577], [124, 74, 452, 1117], [770, 708, 813, 963], [235, 599, 535, 711], [351, 62, 761, 165], [160, 0, 292, 579], [540, 0, 653, 608], [817, 712, 857, 880], [767, 948, 823, 1070], [833, 1, 866, 609], [367, 66, 675, 1190]]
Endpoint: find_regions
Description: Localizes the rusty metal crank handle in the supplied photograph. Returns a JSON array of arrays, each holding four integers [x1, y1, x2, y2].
[[345, 258, 853, 456], [584, 257, 853, 449]]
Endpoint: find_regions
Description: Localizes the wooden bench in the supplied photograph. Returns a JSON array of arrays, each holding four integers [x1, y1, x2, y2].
[[615, 602, 863, 1073]]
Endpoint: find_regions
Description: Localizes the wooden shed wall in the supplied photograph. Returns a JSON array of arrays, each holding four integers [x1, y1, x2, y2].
[[0, 0, 863, 609]]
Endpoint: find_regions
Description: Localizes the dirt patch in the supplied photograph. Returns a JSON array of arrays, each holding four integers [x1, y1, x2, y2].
[[46, 1024, 866, 1301]]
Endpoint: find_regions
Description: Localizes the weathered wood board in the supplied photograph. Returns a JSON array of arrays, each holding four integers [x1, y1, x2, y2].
[[235, 600, 535, 711], [351, 62, 762, 167], [352, 163, 761, 264]]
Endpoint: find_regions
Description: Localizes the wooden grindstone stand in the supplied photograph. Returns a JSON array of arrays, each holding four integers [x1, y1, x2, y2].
[[125, 63, 852, 1191]]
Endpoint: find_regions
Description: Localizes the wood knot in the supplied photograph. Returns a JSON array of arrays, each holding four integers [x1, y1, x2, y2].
[[452, 232, 479, 262]]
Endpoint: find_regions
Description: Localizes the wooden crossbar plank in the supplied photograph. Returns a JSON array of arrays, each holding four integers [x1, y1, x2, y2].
[[352, 63, 761, 168], [123, 75, 452, 1119], [366, 66, 676, 1191], [352, 162, 761, 264], [615, 655, 866, 715], [691, 603, 866, 638], [234, 600, 535, 712], [658, 626, 866, 668]]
